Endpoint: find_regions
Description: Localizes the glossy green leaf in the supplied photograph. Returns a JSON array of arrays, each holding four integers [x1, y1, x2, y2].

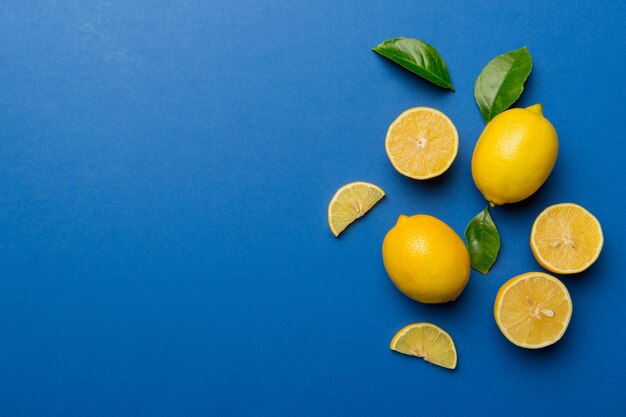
[[465, 206, 500, 274], [373, 37, 454, 90], [474, 47, 532, 123]]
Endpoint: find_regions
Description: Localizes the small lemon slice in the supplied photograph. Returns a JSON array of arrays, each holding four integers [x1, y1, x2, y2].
[[530, 203, 603, 274], [327, 182, 384, 237], [494, 272, 572, 349], [390, 323, 457, 369], [385, 107, 458, 180]]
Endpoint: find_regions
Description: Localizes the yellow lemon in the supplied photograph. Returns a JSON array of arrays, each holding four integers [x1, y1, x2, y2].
[[385, 107, 458, 179], [494, 272, 572, 349], [390, 323, 457, 369], [328, 182, 385, 237], [531, 203, 603, 274], [471, 104, 558, 205], [382, 215, 470, 303]]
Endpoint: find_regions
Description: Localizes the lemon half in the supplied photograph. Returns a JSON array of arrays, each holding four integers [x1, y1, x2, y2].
[[530, 203, 603, 274], [494, 272, 572, 349], [385, 107, 458, 179]]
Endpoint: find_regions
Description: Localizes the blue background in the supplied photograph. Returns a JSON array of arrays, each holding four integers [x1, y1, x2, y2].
[[1, 1, 625, 416]]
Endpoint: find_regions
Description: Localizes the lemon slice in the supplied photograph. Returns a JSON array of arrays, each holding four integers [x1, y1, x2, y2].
[[494, 272, 572, 349], [530, 203, 603, 274], [327, 182, 384, 237], [390, 323, 457, 369], [385, 107, 458, 179]]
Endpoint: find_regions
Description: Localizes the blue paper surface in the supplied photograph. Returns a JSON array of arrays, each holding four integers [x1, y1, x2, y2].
[[0, 1, 625, 415]]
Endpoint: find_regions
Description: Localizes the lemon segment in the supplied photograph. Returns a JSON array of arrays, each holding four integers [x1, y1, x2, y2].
[[494, 272, 572, 349], [385, 107, 458, 180], [530, 203, 603, 274], [390, 323, 457, 369], [327, 182, 385, 237]]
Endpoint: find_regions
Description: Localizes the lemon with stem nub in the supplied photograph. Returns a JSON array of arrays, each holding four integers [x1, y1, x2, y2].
[[382, 214, 470, 303], [472, 104, 558, 205]]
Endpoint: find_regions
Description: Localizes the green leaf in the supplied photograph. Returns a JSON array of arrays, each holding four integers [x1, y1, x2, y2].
[[474, 47, 532, 123], [373, 37, 454, 90], [464, 206, 500, 274]]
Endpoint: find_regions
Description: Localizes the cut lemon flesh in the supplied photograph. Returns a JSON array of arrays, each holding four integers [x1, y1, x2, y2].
[[385, 107, 458, 179], [327, 182, 384, 237], [390, 323, 457, 369], [494, 272, 572, 349], [530, 203, 603, 274]]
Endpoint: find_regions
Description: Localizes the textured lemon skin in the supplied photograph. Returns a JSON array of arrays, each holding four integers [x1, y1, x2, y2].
[[382, 215, 470, 304], [471, 106, 558, 205]]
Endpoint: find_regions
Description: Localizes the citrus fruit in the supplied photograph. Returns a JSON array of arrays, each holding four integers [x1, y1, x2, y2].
[[494, 272, 572, 349], [471, 104, 558, 205], [382, 214, 470, 303], [385, 107, 458, 179], [530, 203, 603, 274], [327, 182, 385, 237], [390, 323, 457, 369]]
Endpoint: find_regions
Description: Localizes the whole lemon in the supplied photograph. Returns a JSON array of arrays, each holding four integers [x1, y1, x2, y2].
[[471, 104, 558, 205], [382, 214, 470, 304]]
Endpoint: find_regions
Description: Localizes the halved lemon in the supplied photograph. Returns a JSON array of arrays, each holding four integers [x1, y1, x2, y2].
[[530, 203, 603, 274], [494, 272, 572, 349], [390, 323, 457, 369], [385, 107, 458, 179], [327, 182, 384, 237]]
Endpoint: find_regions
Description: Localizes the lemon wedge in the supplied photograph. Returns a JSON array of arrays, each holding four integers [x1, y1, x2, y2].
[[494, 272, 572, 349], [530, 203, 603, 274], [385, 107, 458, 179], [327, 182, 384, 237], [390, 323, 457, 369]]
